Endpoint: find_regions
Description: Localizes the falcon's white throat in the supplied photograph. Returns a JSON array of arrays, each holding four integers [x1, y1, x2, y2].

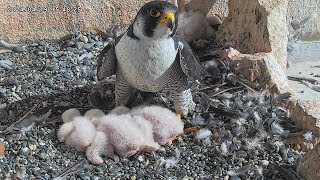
[[133, 16, 174, 39]]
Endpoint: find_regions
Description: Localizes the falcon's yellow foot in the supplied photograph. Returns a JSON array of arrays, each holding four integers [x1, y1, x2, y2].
[[175, 112, 182, 120], [168, 135, 179, 145]]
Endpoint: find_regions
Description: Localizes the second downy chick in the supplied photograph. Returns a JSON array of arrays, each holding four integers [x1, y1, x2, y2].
[[84, 109, 105, 126], [57, 109, 97, 152], [99, 114, 160, 156], [131, 105, 185, 145]]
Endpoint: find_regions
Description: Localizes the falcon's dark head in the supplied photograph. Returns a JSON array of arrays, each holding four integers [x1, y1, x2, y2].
[[132, 1, 178, 39]]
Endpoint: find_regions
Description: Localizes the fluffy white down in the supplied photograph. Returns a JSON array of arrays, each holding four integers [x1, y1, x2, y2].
[[131, 115, 160, 150], [131, 106, 184, 145], [63, 117, 97, 151], [61, 108, 81, 123], [84, 109, 105, 126], [109, 106, 131, 115], [97, 114, 147, 157]]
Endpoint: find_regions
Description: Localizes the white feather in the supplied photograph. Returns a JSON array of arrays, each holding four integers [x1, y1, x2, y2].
[[191, 115, 206, 126], [304, 131, 313, 141], [195, 129, 212, 140], [220, 141, 229, 155], [159, 148, 180, 168], [271, 121, 285, 135], [247, 137, 262, 149]]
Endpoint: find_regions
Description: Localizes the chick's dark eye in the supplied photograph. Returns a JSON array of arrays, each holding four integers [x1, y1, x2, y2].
[[149, 9, 160, 17]]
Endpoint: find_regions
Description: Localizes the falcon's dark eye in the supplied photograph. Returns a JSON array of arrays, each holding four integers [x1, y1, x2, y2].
[[149, 9, 160, 17]]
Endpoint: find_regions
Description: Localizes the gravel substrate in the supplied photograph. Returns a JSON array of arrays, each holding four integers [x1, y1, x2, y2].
[[0, 32, 311, 179]]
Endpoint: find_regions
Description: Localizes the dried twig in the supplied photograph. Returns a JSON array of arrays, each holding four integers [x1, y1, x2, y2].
[[2, 103, 40, 134], [208, 86, 243, 97], [198, 82, 228, 92], [228, 74, 257, 92]]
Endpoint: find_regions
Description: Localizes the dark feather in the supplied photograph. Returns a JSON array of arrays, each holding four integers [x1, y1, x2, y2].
[[174, 36, 208, 80], [96, 35, 123, 81]]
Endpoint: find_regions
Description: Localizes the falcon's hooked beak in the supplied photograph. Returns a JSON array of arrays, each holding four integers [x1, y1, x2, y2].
[[160, 12, 175, 30]]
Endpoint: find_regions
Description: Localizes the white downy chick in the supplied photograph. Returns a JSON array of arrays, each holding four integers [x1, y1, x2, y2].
[[131, 106, 184, 145], [177, 11, 221, 43], [57, 116, 97, 152], [109, 106, 131, 115], [84, 109, 105, 126], [86, 131, 113, 165], [95, 114, 153, 157], [130, 115, 160, 151], [111, 106, 159, 150], [61, 108, 81, 123]]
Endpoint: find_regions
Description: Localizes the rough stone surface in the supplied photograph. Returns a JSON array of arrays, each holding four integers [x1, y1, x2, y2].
[[207, 0, 228, 19], [221, 48, 291, 94], [287, 62, 320, 135], [287, 0, 320, 41], [297, 142, 320, 180], [290, 100, 320, 136], [0, 0, 156, 42], [0, 0, 220, 43], [216, 0, 288, 69], [184, 0, 217, 16]]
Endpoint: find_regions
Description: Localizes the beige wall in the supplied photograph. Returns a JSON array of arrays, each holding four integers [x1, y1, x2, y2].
[[0, 0, 153, 42], [210, 0, 320, 41], [1, 0, 319, 42]]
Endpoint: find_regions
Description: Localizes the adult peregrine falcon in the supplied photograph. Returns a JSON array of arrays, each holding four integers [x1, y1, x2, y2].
[[97, 0, 207, 117]]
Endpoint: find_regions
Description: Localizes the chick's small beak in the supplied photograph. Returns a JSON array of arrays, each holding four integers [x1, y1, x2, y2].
[[160, 12, 175, 30]]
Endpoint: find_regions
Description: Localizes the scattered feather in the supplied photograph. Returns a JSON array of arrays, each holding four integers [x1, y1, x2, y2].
[[247, 138, 262, 149], [227, 165, 251, 176], [253, 111, 262, 122], [159, 149, 180, 168], [220, 141, 229, 155], [195, 129, 212, 140], [138, 155, 144, 162], [191, 115, 206, 126], [303, 131, 313, 142], [271, 121, 285, 135]]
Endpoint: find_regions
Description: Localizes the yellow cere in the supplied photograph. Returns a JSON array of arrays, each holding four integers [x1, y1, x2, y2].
[[160, 12, 175, 26]]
